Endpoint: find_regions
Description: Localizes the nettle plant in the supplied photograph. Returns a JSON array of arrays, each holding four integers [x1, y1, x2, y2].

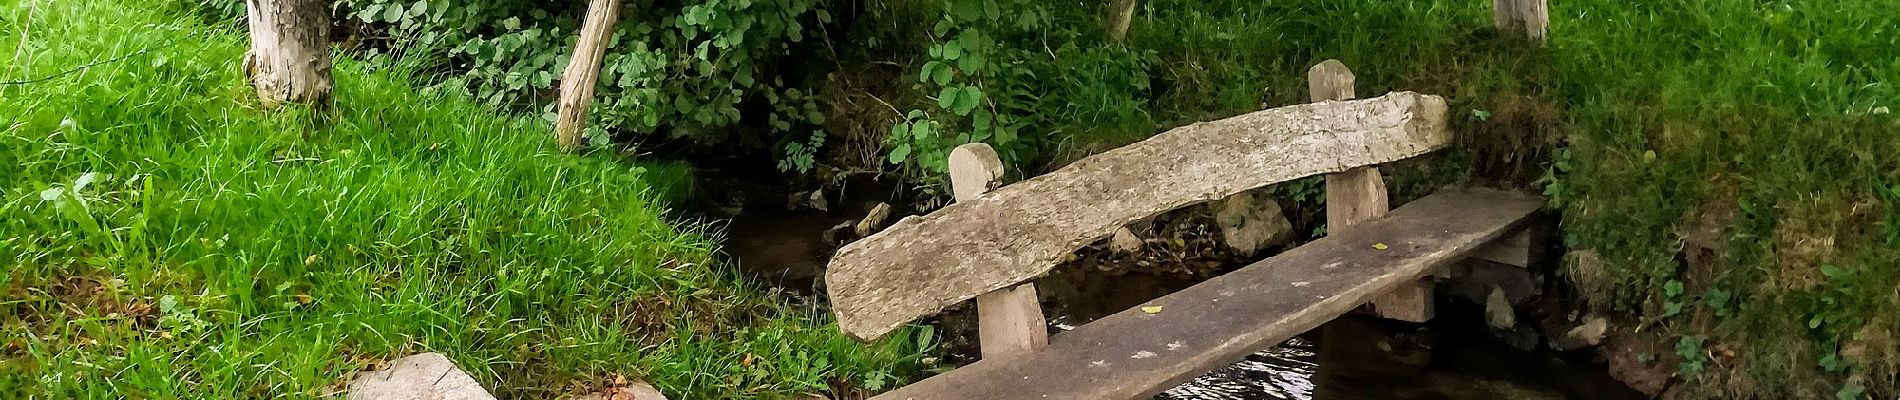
[[887, 0, 1049, 190], [331, 0, 831, 150]]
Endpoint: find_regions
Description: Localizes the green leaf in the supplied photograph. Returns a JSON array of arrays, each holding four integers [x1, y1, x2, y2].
[[942, 41, 963, 60], [957, 52, 982, 73], [938, 86, 960, 109], [892, 123, 910, 139], [1838, 383, 1866, 400], [951, 86, 983, 116], [921, 61, 953, 85], [383, 4, 405, 23], [953, 0, 982, 20], [1663, 279, 1684, 297], [888, 144, 912, 164], [913, 121, 934, 139], [1820, 264, 1848, 279]]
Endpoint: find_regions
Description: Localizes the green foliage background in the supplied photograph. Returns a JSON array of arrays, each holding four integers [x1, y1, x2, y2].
[[45, 0, 1900, 397]]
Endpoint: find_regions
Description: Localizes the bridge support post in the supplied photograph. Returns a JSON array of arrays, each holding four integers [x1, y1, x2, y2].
[[1311, 60, 1434, 322], [950, 144, 1051, 359]]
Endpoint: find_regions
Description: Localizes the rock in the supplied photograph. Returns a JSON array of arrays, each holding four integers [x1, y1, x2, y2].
[[1109, 227, 1143, 253], [577, 381, 668, 400], [1210, 189, 1293, 256], [822, 221, 857, 245], [348, 353, 496, 400], [855, 202, 892, 237], [1551, 316, 1609, 351], [1442, 259, 1540, 306], [808, 190, 829, 212], [788, 190, 830, 212], [1484, 285, 1516, 330], [1603, 332, 1675, 396]]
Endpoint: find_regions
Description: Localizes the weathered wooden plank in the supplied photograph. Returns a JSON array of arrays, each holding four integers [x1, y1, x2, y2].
[[1469, 226, 1543, 267], [950, 144, 1051, 360], [827, 92, 1451, 341], [868, 189, 1544, 400]]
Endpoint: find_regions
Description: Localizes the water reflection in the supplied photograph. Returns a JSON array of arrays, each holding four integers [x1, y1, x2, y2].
[[1154, 316, 1645, 400], [1158, 338, 1319, 400]]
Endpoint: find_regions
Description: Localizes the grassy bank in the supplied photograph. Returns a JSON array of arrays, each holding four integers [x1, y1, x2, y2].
[[0, 1, 929, 398]]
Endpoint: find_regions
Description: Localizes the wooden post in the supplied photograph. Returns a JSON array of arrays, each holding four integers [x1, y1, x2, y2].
[[949, 144, 1050, 359], [1493, 0, 1549, 43], [554, 0, 623, 152], [243, 0, 333, 108], [1106, 0, 1137, 42], [1311, 60, 1432, 322]]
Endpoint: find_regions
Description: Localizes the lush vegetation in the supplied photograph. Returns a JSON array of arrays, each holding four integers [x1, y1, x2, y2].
[[0, 1, 931, 398], [7, 0, 1895, 398]]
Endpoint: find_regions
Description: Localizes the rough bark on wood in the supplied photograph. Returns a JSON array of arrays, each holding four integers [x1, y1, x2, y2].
[[554, 0, 623, 152], [1493, 0, 1549, 43], [1106, 0, 1137, 42], [951, 144, 1051, 360], [243, 0, 332, 109], [827, 91, 1450, 341], [866, 189, 1545, 400]]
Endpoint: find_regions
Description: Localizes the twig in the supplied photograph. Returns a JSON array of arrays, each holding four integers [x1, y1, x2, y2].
[[0, 45, 165, 86]]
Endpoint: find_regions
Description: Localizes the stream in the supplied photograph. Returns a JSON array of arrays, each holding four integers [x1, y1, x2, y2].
[[690, 158, 1644, 400]]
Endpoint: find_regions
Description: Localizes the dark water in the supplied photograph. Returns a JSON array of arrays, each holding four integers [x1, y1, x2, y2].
[[1158, 338, 1320, 400], [1155, 314, 1644, 400]]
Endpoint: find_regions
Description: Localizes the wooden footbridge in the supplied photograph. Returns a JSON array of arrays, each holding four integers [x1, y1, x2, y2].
[[824, 60, 1546, 399]]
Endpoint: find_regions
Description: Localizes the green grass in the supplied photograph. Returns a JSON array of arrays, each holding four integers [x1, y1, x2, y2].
[[0, 1, 931, 398], [943, 0, 1897, 397]]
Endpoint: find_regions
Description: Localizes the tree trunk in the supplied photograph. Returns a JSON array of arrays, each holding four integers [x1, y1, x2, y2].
[[244, 0, 333, 108], [1106, 0, 1137, 42], [554, 0, 624, 152]]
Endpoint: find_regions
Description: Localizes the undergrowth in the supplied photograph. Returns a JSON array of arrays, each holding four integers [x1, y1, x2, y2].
[[848, 0, 1900, 397], [0, 1, 931, 398]]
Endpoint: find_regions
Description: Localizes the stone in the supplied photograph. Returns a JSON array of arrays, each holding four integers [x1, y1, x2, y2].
[[348, 353, 496, 400], [1109, 227, 1143, 253], [855, 202, 892, 237], [1442, 259, 1540, 307], [1551, 316, 1609, 351], [821, 221, 857, 245], [1604, 333, 1674, 396], [1211, 189, 1293, 256], [807, 190, 829, 212], [788, 190, 829, 212], [1484, 285, 1516, 330], [576, 382, 668, 400]]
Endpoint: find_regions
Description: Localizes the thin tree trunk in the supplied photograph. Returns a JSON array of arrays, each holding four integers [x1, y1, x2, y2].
[[554, 0, 623, 152], [1107, 0, 1137, 42], [244, 0, 333, 108]]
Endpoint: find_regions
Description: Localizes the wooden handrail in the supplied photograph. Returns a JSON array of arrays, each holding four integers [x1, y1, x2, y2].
[[826, 91, 1451, 341]]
